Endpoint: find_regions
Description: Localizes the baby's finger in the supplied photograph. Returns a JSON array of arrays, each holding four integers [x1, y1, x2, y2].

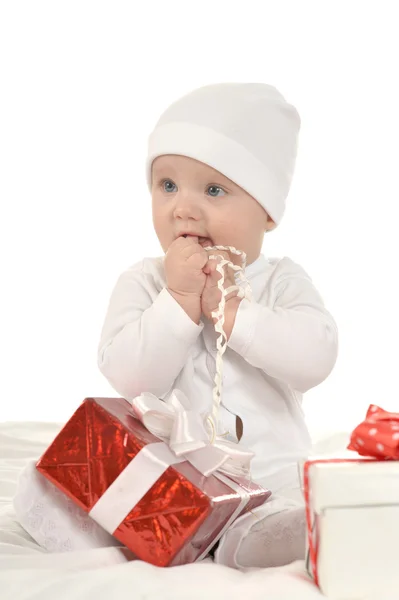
[[203, 259, 215, 275], [204, 260, 225, 280], [203, 255, 221, 275]]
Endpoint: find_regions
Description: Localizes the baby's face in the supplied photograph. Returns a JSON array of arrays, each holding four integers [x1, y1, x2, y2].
[[151, 155, 275, 266]]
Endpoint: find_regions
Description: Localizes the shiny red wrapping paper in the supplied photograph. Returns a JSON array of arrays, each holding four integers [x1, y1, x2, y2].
[[36, 397, 270, 567]]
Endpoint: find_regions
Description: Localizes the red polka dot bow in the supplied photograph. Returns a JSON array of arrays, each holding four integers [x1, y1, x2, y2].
[[347, 404, 399, 459]]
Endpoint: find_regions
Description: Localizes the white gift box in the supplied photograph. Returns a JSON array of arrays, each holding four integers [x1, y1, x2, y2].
[[302, 454, 399, 599]]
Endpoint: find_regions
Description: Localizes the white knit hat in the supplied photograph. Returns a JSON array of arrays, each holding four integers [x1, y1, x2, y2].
[[145, 83, 301, 226]]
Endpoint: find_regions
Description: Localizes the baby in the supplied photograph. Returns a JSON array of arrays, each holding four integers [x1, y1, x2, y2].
[[97, 82, 339, 568]]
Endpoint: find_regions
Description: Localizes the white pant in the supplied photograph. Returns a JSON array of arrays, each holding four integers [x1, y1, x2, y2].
[[214, 486, 305, 569]]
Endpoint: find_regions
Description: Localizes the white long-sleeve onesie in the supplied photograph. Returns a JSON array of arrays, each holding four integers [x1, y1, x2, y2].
[[97, 251, 338, 568], [98, 252, 338, 494], [13, 252, 338, 568]]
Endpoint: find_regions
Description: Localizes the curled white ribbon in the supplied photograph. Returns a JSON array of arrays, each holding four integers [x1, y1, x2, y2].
[[132, 389, 254, 478], [203, 244, 252, 431]]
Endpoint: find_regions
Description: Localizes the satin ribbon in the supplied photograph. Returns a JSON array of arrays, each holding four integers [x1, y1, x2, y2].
[[131, 388, 254, 478], [304, 404, 399, 588]]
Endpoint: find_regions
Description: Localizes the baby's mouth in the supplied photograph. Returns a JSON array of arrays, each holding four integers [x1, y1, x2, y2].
[[199, 236, 213, 247], [182, 234, 213, 247]]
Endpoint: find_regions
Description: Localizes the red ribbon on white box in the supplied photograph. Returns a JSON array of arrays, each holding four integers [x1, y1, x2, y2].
[[347, 404, 399, 459]]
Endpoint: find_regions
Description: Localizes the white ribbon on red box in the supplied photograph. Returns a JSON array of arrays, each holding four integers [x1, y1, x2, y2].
[[132, 388, 254, 478]]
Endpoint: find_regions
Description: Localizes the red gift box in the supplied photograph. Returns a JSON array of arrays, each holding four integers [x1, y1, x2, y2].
[[36, 395, 270, 566]]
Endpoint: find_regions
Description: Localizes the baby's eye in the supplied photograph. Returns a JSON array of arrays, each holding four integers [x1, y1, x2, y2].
[[161, 180, 226, 197], [162, 180, 177, 193], [207, 185, 226, 198]]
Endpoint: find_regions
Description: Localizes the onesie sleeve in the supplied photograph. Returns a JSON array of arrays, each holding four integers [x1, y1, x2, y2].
[[227, 257, 338, 393], [97, 261, 204, 400]]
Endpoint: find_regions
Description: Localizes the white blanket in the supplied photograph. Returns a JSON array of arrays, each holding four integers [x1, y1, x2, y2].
[[0, 421, 349, 600]]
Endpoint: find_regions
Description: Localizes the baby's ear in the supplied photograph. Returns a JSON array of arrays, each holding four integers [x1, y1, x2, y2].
[[265, 215, 277, 232]]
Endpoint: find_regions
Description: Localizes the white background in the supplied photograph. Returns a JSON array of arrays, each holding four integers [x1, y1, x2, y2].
[[1, 2, 398, 439]]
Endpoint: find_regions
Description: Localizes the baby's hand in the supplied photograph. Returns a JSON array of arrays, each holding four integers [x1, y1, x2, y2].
[[201, 250, 239, 322], [165, 236, 209, 298]]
